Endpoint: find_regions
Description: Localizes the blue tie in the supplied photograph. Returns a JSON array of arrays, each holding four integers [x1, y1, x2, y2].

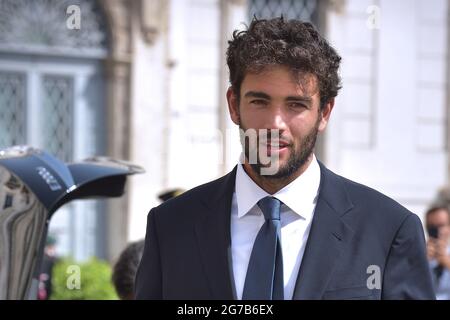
[[242, 196, 284, 300]]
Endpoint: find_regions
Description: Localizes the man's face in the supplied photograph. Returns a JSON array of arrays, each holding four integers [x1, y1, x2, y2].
[[426, 209, 450, 241], [227, 65, 333, 178]]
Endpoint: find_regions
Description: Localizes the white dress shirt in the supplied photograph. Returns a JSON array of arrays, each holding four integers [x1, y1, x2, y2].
[[230, 154, 321, 300]]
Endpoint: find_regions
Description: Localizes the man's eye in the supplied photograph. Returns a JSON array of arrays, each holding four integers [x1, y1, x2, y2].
[[288, 102, 306, 109], [250, 100, 267, 106]]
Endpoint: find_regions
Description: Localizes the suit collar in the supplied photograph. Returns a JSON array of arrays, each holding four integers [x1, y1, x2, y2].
[[292, 161, 355, 299], [315, 161, 354, 217]]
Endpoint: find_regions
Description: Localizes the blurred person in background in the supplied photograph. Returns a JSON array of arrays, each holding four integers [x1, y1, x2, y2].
[[157, 188, 185, 202], [112, 188, 184, 299], [426, 206, 450, 299], [38, 235, 59, 300], [112, 240, 145, 300]]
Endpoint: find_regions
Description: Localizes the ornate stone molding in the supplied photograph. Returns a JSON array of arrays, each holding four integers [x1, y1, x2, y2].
[[98, 0, 133, 261], [227, 0, 248, 6], [140, 0, 168, 44], [328, 0, 346, 14], [99, 0, 132, 61]]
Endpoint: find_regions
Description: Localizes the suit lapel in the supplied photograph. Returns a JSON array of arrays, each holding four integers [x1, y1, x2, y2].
[[194, 167, 237, 299], [292, 162, 355, 299]]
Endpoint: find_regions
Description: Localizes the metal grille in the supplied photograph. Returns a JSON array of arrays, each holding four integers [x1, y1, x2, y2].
[[41, 75, 73, 162], [0, 72, 26, 149], [0, 0, 109, 53], [248, 0, 319, 24]]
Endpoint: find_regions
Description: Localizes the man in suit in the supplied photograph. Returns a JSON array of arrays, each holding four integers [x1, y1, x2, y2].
[[135, 17, 435, 300]]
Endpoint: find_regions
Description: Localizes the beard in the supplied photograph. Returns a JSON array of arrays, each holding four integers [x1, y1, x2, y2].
[[239, 116, 320, 180]]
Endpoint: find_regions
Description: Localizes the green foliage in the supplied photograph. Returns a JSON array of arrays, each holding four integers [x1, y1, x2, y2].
[[51, 257, 118, 300]]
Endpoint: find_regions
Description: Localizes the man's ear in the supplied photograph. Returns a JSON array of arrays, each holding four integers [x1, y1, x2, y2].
[[226, 87, 240, 125], [318, 98, 335, 132]]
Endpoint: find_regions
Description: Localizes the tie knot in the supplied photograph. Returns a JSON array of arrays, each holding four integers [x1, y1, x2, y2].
[[257, 196, 281, 221]]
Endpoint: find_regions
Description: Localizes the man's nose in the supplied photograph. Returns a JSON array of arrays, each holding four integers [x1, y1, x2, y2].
[[265, 107, 288, 130]]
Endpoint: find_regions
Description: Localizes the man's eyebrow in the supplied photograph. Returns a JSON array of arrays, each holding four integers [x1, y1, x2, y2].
[[243, 91, 313, 103], [286, 96, 312, 103], [244, 91, 271, 99]]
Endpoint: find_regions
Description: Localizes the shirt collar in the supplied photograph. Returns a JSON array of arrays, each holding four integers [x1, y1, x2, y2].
[[235, 154, 321, 220]]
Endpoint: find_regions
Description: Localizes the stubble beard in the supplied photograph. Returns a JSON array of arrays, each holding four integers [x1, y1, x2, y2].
[[239, 115, 321, 180]]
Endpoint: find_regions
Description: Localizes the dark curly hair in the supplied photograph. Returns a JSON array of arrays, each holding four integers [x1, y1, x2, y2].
[[226, 17, 342, 108], [112, 240, 145, 300]]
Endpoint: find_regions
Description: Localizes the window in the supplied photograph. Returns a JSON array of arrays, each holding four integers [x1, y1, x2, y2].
[[248, 0, 320, 24], [0, 72, 26, 148]]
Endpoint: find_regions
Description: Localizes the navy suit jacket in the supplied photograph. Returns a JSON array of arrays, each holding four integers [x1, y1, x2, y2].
[[135, 162, 435, 299]]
